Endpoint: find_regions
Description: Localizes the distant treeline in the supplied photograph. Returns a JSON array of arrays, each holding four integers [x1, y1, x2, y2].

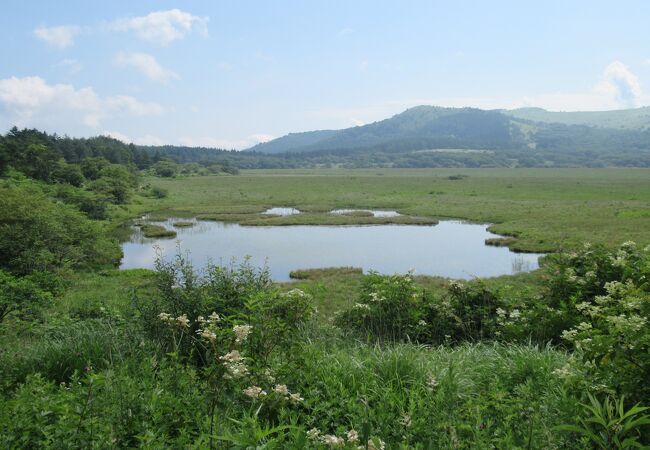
[[2, 125, 650, 173]]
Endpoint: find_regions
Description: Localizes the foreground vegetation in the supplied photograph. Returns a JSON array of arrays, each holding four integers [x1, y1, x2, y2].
[[2, 129, 650, 447]]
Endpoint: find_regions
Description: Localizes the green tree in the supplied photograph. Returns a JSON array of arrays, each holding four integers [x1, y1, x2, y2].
[[0, 183, 121, 275]]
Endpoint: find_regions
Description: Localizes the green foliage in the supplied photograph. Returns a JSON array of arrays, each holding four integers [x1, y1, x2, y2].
[[554, 242, 650, 401], [0, 270, 54, 322], [79, 156, 109, 180], [88, 164, 137, 204], [335, 271, 425, 341], [0, 182, 121, 275], [557, 393, 650, 449], [152, 159, 180, 177], [150, 186, 169, 198], [140, 224, 177, 238], [52, 161, 85, 187], [335, 273, 504, 344]]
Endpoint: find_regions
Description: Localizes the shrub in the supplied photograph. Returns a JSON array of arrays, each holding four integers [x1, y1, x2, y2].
[[335, 271, 425, 341], [0, 270, 54, 322], [547, 242, 650, 402], [0, 183, 121, 275]]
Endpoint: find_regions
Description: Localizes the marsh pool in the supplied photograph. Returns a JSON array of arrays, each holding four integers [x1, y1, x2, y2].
[[121, 219, 542, 281]]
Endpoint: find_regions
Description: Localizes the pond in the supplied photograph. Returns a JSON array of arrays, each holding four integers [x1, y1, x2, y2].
[[330, 209, 401, 217], [121, 219, 543, 281], [262, 207, 300, 216]]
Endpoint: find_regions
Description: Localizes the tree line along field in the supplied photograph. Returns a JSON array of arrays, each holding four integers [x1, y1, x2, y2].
[[126, 168, 650, 253]]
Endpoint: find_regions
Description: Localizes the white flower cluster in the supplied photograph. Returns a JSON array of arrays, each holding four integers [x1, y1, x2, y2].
[[220, 350, 248, 379], [243, 385, 267, 399], [195, 312, 221, 343], [158, 312, 189, 329], [233, 324, 253, 344], [307, 428, 384, 449]]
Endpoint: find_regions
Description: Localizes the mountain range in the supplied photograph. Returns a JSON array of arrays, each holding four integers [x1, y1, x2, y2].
[[245, 106, 650, 165]]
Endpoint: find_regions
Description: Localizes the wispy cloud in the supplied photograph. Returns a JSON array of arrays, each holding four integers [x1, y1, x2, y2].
[[178, 133, 274, 150], [54, 58, 83, 74], [114, 52, 178, 83], [33, 25, 80, 49], [110, 9, 209, 45], [0, 76, 164, 129]]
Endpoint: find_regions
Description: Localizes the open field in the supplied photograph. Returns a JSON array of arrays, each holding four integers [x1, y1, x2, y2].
[[122, 168, 650, 252]]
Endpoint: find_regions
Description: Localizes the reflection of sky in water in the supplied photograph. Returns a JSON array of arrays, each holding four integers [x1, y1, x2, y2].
[[330, 209, 401, 217], [121, 220, 543, 281], [262, 207, 300, 216]]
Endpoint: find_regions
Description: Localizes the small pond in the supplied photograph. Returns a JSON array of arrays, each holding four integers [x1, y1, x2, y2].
[[262, 207, 300, 216], [121, 219, 543, 281], [331, 209, 401, 217]]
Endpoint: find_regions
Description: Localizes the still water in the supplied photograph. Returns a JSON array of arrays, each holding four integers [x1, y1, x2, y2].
[[121, 219, 542, 281]]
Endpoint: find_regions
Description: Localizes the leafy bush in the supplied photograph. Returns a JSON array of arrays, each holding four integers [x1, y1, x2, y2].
[[134, 252, 313, 366], [334, 271, 425, 341], [551, 243, 650, 402], [335, 272, 505, 344], [0, 183, 121, 275], [0, 270, 54, 322]]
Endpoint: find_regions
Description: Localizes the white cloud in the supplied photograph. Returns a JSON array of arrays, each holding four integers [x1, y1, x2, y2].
[[102, 131, 166, 146], [114, 52, 178, 83], [178, 133, 274, 150], [34, 25, 80, 49], [103, 130, 131, 143], [0, 76, 164, 130], [594, 61, 642, 108], [111, 9, 208, 45], [135, 134, 166, 146]]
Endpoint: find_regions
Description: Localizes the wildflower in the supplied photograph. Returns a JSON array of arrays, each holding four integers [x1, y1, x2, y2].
[[197, 328, 217, 343], [496, 308, 507, 317], [208, 311, 221, 323], [158, 312, 172, 323], [427, 374, 439, 390], [220, 350, 242, 362], [399, 412, 412, 428], [418, 319, 427, 326], [509, 309, 521, 319], [353, 303, 371, 311], [367, 437, 386, 450], [243, 386, 267, 399], [233, 324, 253, 343], [346, 429, 359, 443], [223, 362, 248, 379], [273, 384, 289, 395], [264, 368, 276, 383], [306, 428, 321, 440], [197, 315, 207, 325], [176, 314, 190, 328], [289, 392, 304, 403], [320, 434, 345, 447]]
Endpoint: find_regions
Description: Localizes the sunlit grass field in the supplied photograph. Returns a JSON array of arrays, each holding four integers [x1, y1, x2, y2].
[[123, 168, 650, 252]]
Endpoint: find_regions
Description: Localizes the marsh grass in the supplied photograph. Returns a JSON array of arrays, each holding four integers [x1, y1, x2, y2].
[[172, 221, 195, 228], [141, 224, 177, 238], [121, 169, 650, 252]]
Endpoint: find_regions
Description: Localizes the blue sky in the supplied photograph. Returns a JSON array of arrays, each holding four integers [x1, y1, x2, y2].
[[1, 0, 649, 149]]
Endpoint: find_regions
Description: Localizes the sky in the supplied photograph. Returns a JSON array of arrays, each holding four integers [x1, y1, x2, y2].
[[1, 0, 650, 149]]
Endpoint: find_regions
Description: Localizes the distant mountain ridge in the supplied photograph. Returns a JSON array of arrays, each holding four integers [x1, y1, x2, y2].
[[246, 105, 650, 156]]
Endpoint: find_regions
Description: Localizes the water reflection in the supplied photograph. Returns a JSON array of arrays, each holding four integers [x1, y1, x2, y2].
[[121, 219, 543, 281]]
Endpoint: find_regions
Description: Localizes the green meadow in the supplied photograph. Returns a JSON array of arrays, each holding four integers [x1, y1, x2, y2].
[[127, 168, 650, 252], [3, 168, 650, 448]]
